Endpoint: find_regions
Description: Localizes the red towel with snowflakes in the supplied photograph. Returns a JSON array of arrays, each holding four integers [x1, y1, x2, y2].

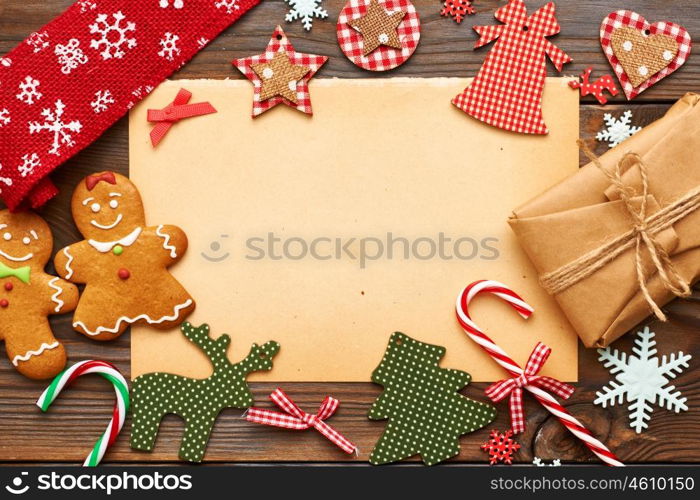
[[0, 0, 259, 211], [452, 0, 572, 135]]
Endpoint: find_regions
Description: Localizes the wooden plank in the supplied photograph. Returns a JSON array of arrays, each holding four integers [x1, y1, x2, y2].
[[0, 1, 698, 102]]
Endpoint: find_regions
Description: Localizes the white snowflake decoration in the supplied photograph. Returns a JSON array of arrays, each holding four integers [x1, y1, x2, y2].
[[285, 0, 328, 31], [28, 100, 83, 156], [17, 153, 41, 178], [77, 0, 97, 13], [595, 327, 691, 434], [54, 39, 89, 75], [215, 0, 239, 14], [160, 0, 184, 7], [0, 163, 13, 193], [0, 109, 10, 127], [90, 11, 137, 60], [26, 32, 50, 53], [596, 110, 642, 148], [16, 76, 42, 105], [91, 90, 115, 113], [533, 457, 561, 467], [0, 57, 12, 68], [158, 32, 181, 61], [197, 37, 210, 49]]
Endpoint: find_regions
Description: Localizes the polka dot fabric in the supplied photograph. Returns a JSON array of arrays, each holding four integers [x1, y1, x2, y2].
[[130, 322, 280, 462], [368, 332, 496, 466]]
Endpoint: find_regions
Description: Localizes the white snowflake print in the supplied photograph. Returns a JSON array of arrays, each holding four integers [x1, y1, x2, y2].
[[595, 327, 691, 433], [16, 76, 42, 105], [54, 39, 89, 75], [0, 109, 10, 127], [0, 163, 13, 193], [196, 37, 210, 49], [596, 110, 642, 148], [90, 90, 115, 113], [285, 0, 328, 31], [160, 0, 184, 7], [158, 32, 181, 61], [90, 11, 137, 60], [77, 0, 97, 13], [26, 31, 50, 53], [28, 100, 83, 156], [533, 457, 561, 467], [17, 153, 41, 178], [0, 57, 13, 68], [215, 0, 239, 14]]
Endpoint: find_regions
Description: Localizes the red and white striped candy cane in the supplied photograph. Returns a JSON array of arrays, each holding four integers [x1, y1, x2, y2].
[[455, 280, 623, 467]]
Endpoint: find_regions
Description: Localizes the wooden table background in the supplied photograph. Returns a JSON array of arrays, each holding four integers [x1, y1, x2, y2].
[[1, 0, 699, 465]]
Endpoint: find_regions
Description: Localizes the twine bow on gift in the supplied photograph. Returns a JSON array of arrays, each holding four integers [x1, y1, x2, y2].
[[485, 342, 575, 434], [539, 140, 698, 322], [245, 388, 357, 454], [147, 88, 217, 147]]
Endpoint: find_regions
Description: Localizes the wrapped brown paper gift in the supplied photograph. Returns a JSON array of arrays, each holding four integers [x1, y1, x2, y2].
[[509, 93, 700, 348]]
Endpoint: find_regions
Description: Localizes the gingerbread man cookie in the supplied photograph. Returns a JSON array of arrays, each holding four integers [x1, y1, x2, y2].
[[54, 172, 195, 341], [0, 210, 79, 379]]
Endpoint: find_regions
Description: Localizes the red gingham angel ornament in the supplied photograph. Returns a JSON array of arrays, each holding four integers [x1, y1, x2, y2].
[[452, 0, 572, 135]]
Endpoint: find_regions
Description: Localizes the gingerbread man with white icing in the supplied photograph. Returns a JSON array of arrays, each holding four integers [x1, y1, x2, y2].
[[0, 209, 79, 379], [54, 171, 195, 341]]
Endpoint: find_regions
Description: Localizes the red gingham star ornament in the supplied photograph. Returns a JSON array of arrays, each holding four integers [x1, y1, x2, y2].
[[452, 0, 572, 135], [232, 26, 328, 117], [600, 11, 692, 100], [337, 0, 421, 72]]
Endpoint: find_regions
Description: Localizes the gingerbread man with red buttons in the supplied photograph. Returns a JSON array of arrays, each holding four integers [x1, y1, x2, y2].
[[0, 209, 79, 379], [54, 171, 196, 341]]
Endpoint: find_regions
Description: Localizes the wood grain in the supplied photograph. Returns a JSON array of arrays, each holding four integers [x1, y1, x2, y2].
[[1, 0, 699, 465]]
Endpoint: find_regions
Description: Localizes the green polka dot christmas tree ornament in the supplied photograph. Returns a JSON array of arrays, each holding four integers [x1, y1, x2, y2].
[[130, 322, 280, 462], [368, 332, 496, 465]]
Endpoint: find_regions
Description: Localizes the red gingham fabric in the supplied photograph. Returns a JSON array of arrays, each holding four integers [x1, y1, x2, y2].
[[600, 10, 692, 100], [337, 0, 420, 72], [232, 26, 328, 117], [0, 0, 259, 211], [245, 388, 357, 454], [485, 342, 574, 434], [452, 0, 572, 135]]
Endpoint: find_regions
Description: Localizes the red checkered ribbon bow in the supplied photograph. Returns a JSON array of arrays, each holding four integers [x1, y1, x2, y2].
[[147, 89, 216, 147], [245, 388, 357, 454], [485, 342, 574, 434]]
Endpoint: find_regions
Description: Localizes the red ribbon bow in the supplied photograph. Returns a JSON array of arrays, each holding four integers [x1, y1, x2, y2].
[[245, 388, 357, 454], [485, 342, 575, 434], [147, 88, 217, 147]]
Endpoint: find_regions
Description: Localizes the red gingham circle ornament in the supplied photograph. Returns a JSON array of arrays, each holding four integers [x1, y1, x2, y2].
[[337, 0, 420, 72], [600, 10, 692, 100]]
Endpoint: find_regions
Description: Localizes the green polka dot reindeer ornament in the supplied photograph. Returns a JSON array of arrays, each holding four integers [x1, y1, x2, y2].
[[368, 332, 496, 465], [130, 322, 280, 462]]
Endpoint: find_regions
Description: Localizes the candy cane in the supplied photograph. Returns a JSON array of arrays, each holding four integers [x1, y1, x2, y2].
[[455, 280, 623, 467], [37, 360, 130, 467]]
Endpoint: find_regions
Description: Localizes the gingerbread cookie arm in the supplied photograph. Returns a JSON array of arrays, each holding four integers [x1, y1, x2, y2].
[[44, 276, 79, 315], [150, 225, 188, 264], [54, 242, 89, 284]]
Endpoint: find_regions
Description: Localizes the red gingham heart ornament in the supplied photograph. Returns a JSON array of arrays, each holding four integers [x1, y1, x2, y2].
[[600, 10, 692, 100], [337, 0, 420, 72]]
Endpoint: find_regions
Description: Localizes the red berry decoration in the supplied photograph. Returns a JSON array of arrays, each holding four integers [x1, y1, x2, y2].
[[481, 429, 521, 465]]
